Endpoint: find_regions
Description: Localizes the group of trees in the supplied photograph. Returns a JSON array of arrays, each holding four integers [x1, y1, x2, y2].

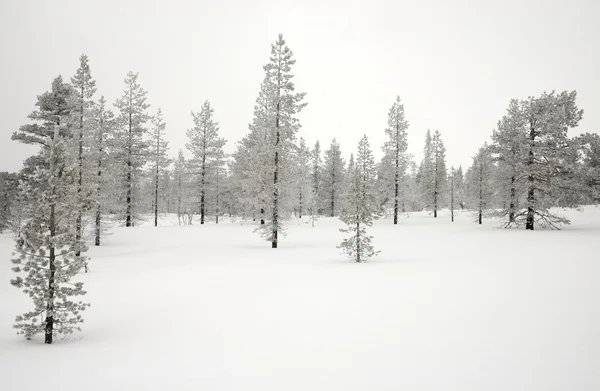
[[2, 35, 599, 342]]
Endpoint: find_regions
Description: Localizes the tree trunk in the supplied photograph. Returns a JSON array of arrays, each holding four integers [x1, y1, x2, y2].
[[479, 166, 483, 225], [125, 105, 133, 227], [331, 171, 335, 217], [394, 129, 399, 224], [75, 92, 84, 257], [526, 125, 535, 230], [45, 128, 59, 344], [272, 102, 280, 248], [95, 125, 103, 247], [356, 220, 360, 263]]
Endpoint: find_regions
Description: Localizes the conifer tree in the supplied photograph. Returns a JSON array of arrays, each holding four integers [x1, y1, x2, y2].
[[113, 72, 150, 227], [150, 108, 171, 226], [466, 145, 494, 224], [91, 96, 114, 246], [70, 54, 96, 256], [322, 138, 345, 217], [338, 135, 380, 262], [257, 34, 307, 248], [420, 130, 447, 217], [11, 126, 90, 344], [521, 91, 583, 230], [186, 101, 225, 224], [382, 96, 409, 224], [294, 137, 312, 219], [490, 99, 528, 227]]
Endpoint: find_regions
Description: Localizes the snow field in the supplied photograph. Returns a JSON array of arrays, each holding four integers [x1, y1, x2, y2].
[[0, 208, 599, 390]]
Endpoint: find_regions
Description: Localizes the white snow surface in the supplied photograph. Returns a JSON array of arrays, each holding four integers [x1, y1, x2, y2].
[[1, 208, 599, 390]]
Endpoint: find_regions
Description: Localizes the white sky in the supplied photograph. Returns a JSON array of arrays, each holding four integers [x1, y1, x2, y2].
[[1, 0, 599, 172]]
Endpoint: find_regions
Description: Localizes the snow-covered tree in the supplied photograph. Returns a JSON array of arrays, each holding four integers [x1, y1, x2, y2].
[[150, 108, 171, 226], [69, 54, 96, 256], [172, 150, 194, 225], [113, 71, 150, 227], [186, 101, 225, 224], [382, 96, 409, 224], [465, 144, 494, 224], [91, 96, 114, 246], [521, 91, 583, 230], [338, 135, 380, 262], [420, 129, 447, 217], [294, 137, 312, 219], [256, 34, 307, 248], [10, 126, 90, 344], [490, 99, 528, 227], [321, 138, 345, 217]]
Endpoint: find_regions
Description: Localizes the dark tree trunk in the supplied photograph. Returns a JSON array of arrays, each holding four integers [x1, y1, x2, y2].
[[394, 129, 399, 224], [331, 171, 335, 217], [125, 105, 133, 227], [299, 189, 303, 219], [451, 170, 454, 222], [526, 124, 536, 230], [356, 220, 361, 262], [509, 175, 516, 224], [272, 102, 280, 249], [95, 125, 103, 247], [76, 91, 84, 257], [479, 165, 483, 225]]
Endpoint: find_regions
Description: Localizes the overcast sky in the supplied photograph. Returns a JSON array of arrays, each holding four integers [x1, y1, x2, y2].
[[1, 0, 598, 173]]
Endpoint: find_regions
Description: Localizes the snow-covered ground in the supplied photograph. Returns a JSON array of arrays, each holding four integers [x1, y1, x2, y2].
[[1, 208, 599, 391]]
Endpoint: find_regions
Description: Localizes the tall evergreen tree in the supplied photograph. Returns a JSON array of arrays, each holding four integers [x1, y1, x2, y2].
[[113, 72, 150, 227], [466, 144, 494, 224], [322, 138, 345, 217], [294, 137, 312, 219], [70, 54, 96, 256], [521, 91, 583, 230], [338, 135, 380, 262], [258, 34, 307, 248], [11, 126, 90, 344], [382, 95, 409, 224], [91, 96, 114, 246], [490, 99, 528, 227], [150, 108, 170, 226], [186, 101, 225, 224], [420, 129, 447, 217]]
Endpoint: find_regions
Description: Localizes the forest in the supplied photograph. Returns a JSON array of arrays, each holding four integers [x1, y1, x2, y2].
[[1, 34, 599, 345]]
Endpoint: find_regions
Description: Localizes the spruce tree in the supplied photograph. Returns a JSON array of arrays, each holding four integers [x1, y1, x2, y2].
[[10, 126, 90, 344], [113, 72, 150, 227], [338, 135, 380, 262], [322, 138, 345, 217], [150, 108, 171, 227], [186, 101, 225, 224], [420, 130, 447, 217], [294, 137, 312, 219], [383, 96, 409, 224]]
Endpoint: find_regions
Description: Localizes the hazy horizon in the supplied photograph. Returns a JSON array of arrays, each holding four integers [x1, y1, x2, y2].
[[1, 0, 599, 173]]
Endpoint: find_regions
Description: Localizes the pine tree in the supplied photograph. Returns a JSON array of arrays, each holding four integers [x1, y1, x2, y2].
[[294, 137, 312, 219], [186, 101, 225, 224], [91, 96, 114, 246], [12, 76, 74, 145], [113, 72, 150, 227], [10, 126, 90, 344], [70, 54, 96, 257], [490, 99, 528, 227], [172, 150, 194, 225], [258, 34, 307, 248], [338, 135, 380, 262], [466, 144, 494, 224], [150, 108, 171, 227], [450, 166, 455, 222], [383, 96, 409, 224], [520, 91, 584, 230], [322, 138, 345, 217], [420, 130, 447, 217]]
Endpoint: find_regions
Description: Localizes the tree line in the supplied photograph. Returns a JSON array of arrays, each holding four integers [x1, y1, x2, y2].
[[1, 34, 599, 343]]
